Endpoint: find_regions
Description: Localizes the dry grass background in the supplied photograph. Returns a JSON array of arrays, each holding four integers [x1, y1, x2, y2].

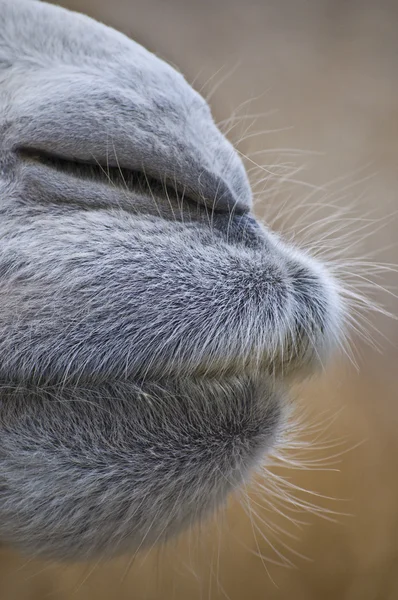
[[1, 0, 398, 598]]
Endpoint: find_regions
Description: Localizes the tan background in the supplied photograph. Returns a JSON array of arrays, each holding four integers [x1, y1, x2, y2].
[[1, 0, 398, 598]]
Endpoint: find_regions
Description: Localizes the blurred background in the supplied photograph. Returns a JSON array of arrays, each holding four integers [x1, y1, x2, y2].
[[2, 0, 397, 598]]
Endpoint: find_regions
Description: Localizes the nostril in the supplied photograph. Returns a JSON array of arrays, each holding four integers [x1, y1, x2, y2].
[[212, 212, 267, 248], [194, 170, 250, 215], [232, 213, 261, 230]]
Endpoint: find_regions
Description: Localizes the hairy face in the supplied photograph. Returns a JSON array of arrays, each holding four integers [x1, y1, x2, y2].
[[0, 0, 345, 560]]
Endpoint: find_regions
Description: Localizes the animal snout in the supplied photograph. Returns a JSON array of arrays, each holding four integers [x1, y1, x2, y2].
[[0, 0, 348, 563]]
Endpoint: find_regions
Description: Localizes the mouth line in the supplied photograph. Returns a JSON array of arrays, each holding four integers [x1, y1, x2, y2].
[[0, 362, 311, 397]]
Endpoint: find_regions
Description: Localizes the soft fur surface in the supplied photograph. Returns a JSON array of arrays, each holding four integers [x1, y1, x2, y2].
[[0, 0, 344, 560]]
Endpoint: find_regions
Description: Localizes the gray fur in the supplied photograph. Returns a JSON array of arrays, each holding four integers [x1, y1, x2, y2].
[[0, 0, 345, 560]]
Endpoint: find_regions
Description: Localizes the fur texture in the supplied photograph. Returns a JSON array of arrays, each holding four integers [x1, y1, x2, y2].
[[0, 0, 345, 560]]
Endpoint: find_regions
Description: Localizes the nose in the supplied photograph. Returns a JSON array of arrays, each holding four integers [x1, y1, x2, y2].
[[212, 212, 267, 248]]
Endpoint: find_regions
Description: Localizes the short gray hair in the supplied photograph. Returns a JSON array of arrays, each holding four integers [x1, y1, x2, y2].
[[0, 0, 345, 560]]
